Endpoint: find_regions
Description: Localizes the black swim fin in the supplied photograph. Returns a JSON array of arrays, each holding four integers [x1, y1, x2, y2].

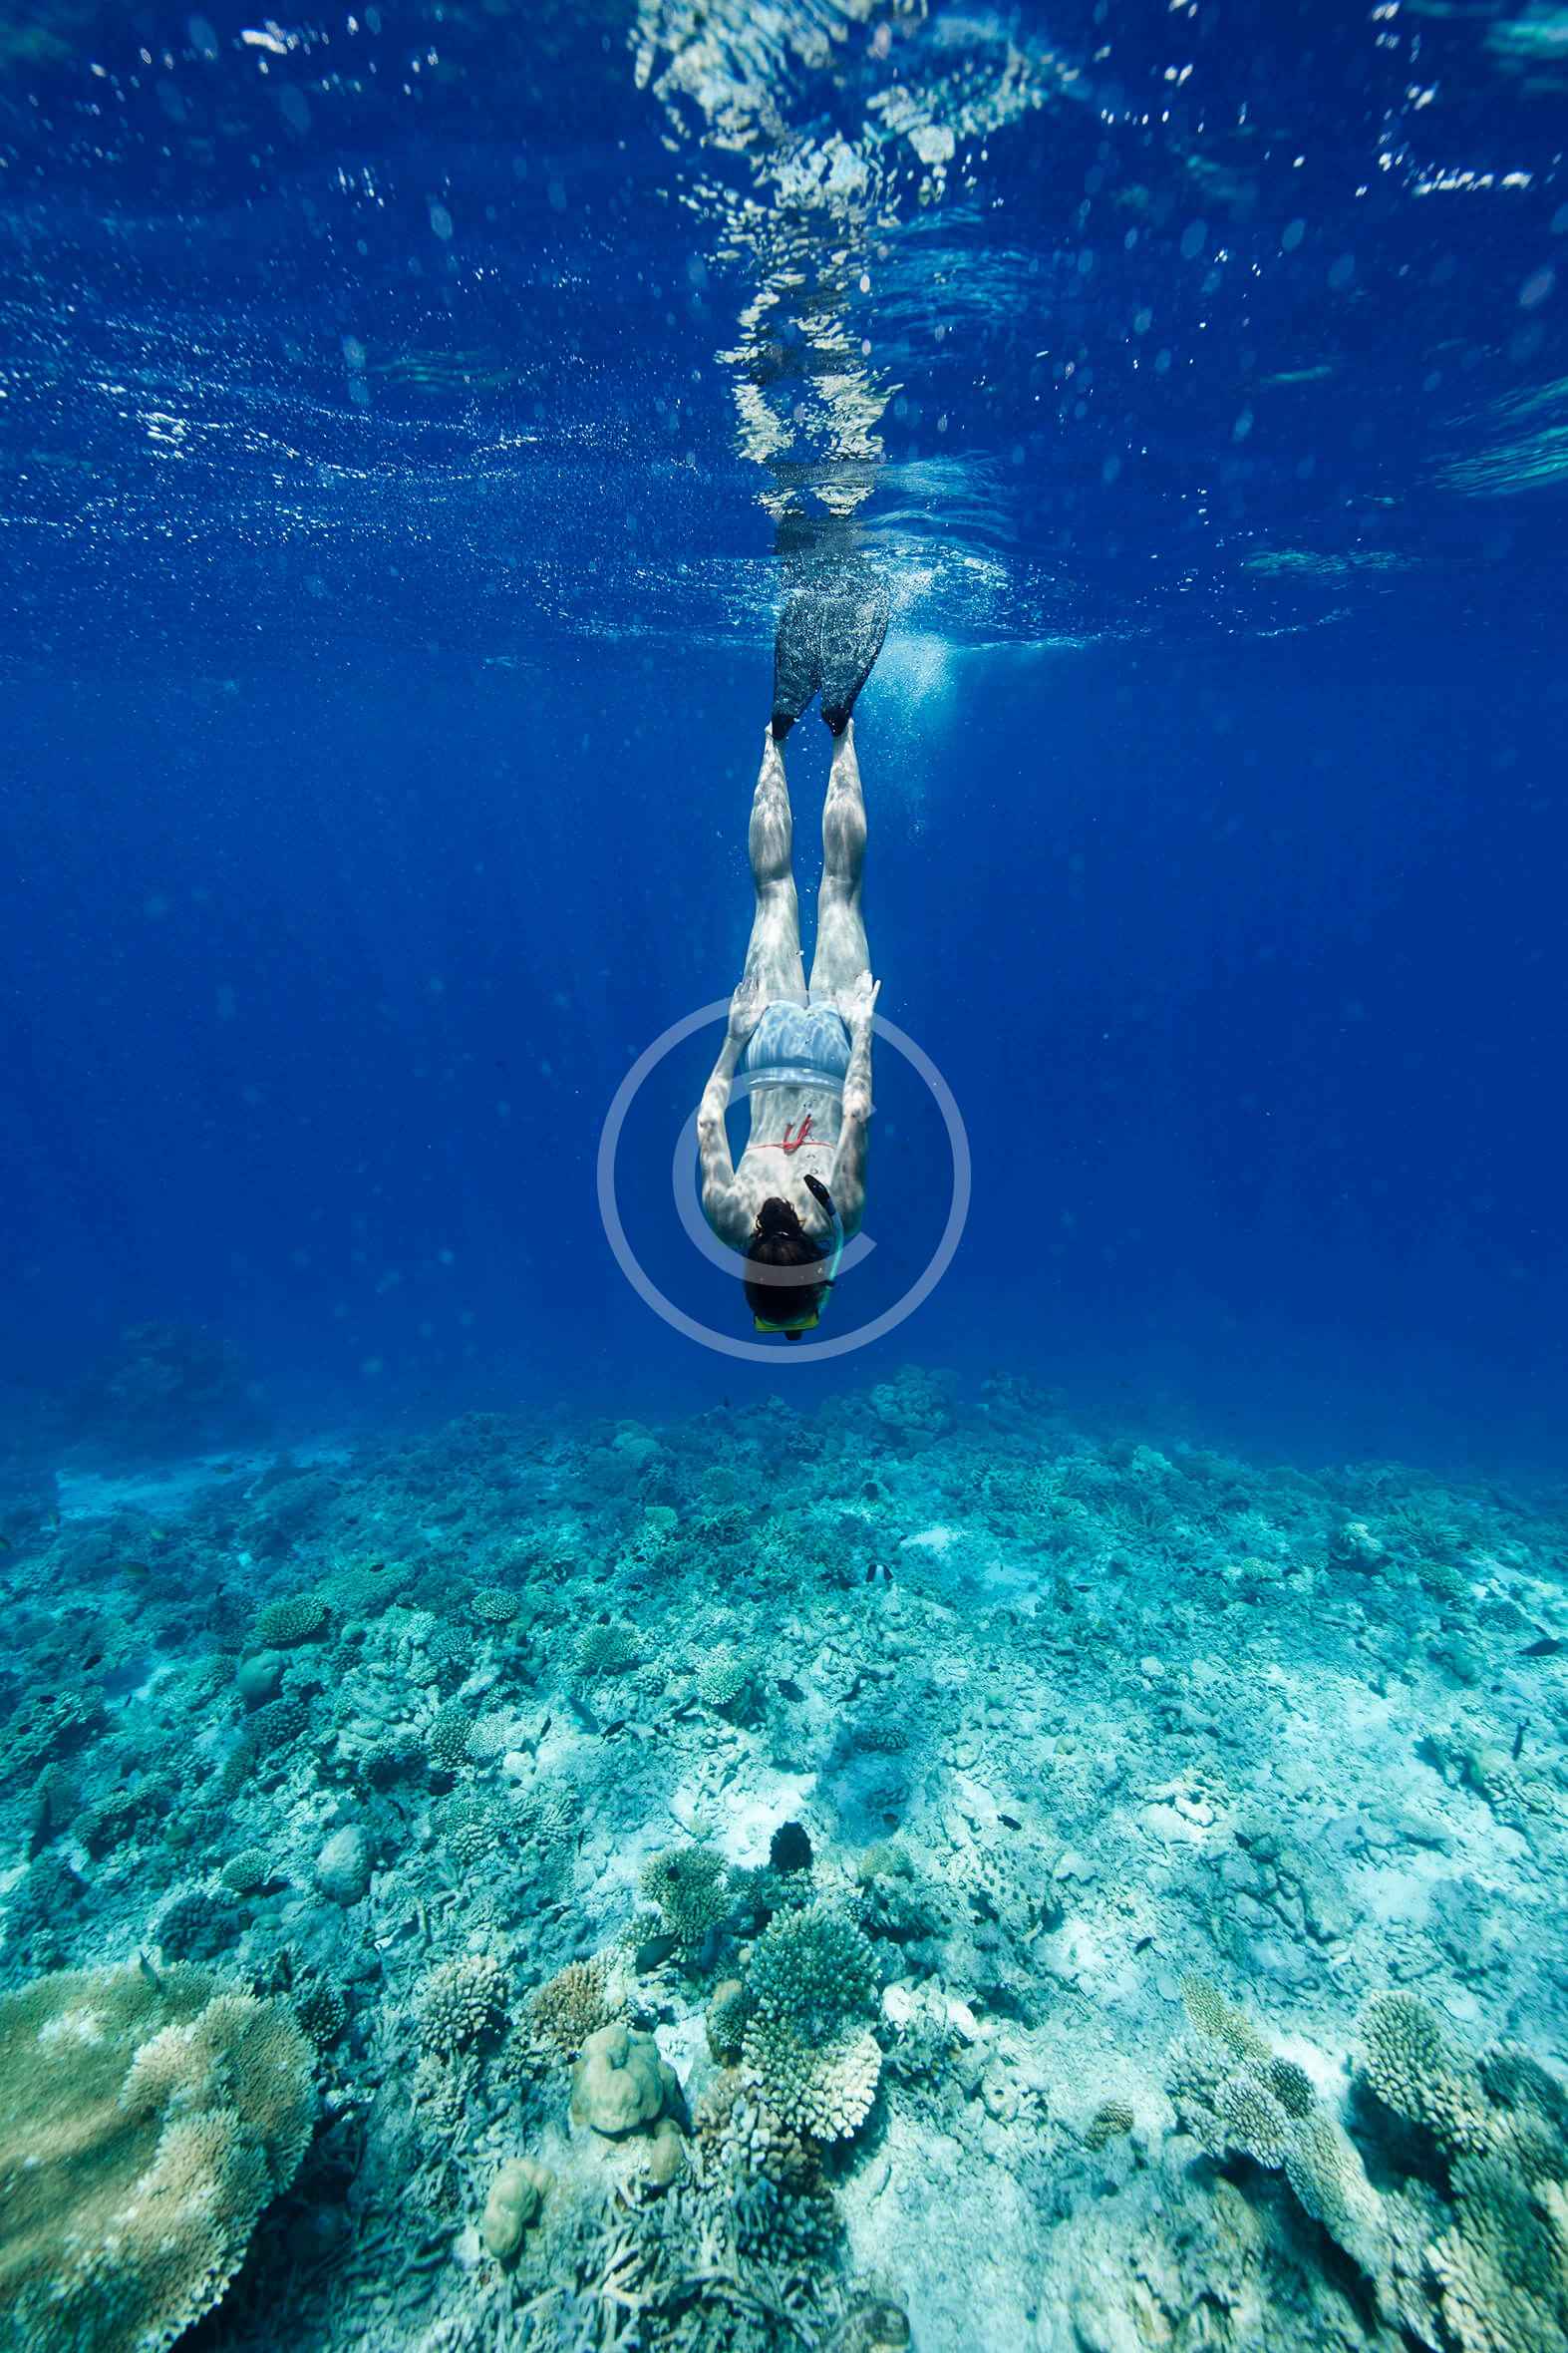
[[771, 585, 819, 739], [817, 570, 889, 734]]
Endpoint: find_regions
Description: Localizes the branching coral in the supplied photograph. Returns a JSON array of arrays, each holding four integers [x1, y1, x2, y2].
[[2, 1688, 101, 1791], [470, 1585, 519, 1625], [740, 1905, 882, 2145], [526, 1957, 615, 2060], [693, 1645, 755, 1713], [1362, 1987, 1490, 2154], [416, 1952, 508, 2058], [427, 1700, 475, 1774], [1169, 1979, 1568, 2351], [251, 1592, 330, 1648], [1360, 1990, 1568, 2353], [1168, 1980, 1387, 2282], [438, 1791, 504, 1871], [219, 1693, 308, 1796], [574, 1619, 641, 1678], [219, 1845, 275, 1895], [640, 1844, 734, 1954]]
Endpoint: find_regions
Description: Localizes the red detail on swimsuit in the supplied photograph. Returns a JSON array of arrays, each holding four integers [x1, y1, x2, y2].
[[781, 1113, 814, 1155]]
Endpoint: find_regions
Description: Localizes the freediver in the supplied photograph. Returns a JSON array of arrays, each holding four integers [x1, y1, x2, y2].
[[696, 571, 889, 1339]]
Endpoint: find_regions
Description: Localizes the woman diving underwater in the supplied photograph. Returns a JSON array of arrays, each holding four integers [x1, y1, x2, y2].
[[696, 572, 889, 1339]]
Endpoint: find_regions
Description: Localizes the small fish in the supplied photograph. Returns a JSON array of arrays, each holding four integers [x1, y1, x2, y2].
[[776, 1677, 804, 1702], [1521, 1636, 1562, 1658], [998, 1812, 1022, 1831], [1512, 1721, 1526, 1762]]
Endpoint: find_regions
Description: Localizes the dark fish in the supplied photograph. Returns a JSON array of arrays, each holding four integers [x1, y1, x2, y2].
[[776, 1677, 804, 1702], [998, 1812, 1022, 1831], [1521, 1636, 1562, 1657]]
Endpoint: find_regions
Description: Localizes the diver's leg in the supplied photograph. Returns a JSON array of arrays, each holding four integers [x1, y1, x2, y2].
[[807, 718, 869, 999], [744, 728, 807, 999]]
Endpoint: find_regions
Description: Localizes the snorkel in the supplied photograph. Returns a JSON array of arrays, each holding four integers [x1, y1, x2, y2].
[[752, 1179, 843, 1335]]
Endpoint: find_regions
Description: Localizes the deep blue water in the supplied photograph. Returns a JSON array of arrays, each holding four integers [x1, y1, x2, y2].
[[3, 0, 1567, 1468]]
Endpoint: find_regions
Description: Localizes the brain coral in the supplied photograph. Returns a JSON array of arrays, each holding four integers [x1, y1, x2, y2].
[[0, 1963, 313, 2353]]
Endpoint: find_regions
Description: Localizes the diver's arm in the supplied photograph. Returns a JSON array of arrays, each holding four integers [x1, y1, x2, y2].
[[697, 1034, 743, 1198], [829, 1008, 874, 1223], [698, 979, 763, 1235]]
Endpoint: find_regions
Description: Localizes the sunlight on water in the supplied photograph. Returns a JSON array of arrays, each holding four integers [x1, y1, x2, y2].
[[873, 628, 961, 727]]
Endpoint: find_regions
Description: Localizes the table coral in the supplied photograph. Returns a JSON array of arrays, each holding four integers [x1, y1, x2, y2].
[[0, 1963, 313, 2353]]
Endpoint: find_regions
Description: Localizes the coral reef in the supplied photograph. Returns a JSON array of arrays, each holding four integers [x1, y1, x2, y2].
[[2, 1369, 1566, 2350], [0, 1962, 312, 2352]]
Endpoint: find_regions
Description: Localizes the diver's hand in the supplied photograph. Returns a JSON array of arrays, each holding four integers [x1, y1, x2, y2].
[[727, 974, 766, 1043], [837, 970, 880, 1032]]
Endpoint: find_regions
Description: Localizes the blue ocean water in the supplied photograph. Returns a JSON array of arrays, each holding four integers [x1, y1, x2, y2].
[[2, 0, 1565, 1466], [4, 11, 1568, 2352]]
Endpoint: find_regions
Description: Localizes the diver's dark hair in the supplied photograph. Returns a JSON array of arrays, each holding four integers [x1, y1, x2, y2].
[[744, 1195, 829, 1341]]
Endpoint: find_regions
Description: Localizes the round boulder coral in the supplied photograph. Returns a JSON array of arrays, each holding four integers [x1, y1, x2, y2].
[[569, 2022, 675, 2138], [315, 1825, 373, 1907], [480, 2155, 552, 2261]]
